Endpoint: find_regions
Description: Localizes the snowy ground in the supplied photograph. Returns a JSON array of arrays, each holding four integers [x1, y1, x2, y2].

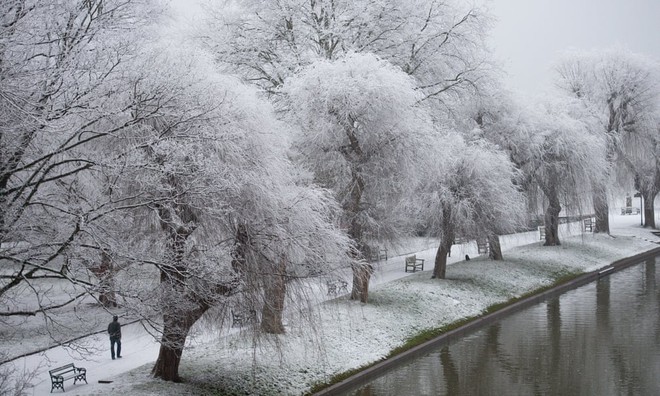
[[3, 214, 659, 395]]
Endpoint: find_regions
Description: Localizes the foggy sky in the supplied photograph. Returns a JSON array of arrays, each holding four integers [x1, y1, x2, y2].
[[168, 0, 659, 95], [487, 0, 660, 94]]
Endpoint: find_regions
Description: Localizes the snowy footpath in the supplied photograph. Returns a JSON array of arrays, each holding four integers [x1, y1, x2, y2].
[[8, 216, 657, 395], [5, 321, 160, 395]]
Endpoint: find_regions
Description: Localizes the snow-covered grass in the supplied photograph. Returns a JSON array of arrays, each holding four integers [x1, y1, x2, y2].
[[40, 215, 657, 396]]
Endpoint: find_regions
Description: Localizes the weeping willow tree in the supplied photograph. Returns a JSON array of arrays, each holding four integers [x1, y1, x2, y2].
[[556, 49, 659, 233], [416, 133, 526, 279], [284, 53, 435, 302], [459, 89, 607, 247], [616, 111, 660, 228], [515, 96, 608, 246], [106, 43, 350, 382]]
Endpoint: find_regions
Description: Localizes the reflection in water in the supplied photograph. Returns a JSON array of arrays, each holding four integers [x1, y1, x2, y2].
[[440, 346, 458, 395], [348, 257, 660, 396]]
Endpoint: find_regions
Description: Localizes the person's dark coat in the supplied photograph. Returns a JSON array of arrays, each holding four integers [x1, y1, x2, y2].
[[108, 318, 121, 339]]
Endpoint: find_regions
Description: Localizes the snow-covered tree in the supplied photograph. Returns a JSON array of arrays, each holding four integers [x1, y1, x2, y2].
[[417, 134, 525, 279], [358, 0, 492, 107], [0, 355, 36, 396], [0, 0, 154, 320], [113, 45, 350, 381], [284, 52, 435, 302], [618, 110, 660, 228], [556, 49, 659, 232], [452, 81, 545, 226], [517, 97, 607, 245], [206, 0, 492, 106], [1, 1, 351, 382]]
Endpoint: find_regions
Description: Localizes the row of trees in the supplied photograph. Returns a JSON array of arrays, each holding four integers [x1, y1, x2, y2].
[[0, 0, 350, 382], [1, 0, 658, 385], [556, 50, 660, 229]]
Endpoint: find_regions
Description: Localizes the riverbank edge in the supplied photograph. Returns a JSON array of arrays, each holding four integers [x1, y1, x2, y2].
[[311, 246, 660, 395]]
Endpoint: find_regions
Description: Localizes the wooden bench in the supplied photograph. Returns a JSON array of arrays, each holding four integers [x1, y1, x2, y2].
[[369, 247, 388, 262], [404, 255, 424, 272], [476, 238, 489, 255], [538, 226, 546, 240], [583, 217, 594, 232], [620, 207, 640, 215], [49, 363, 87, 392], [326, 279, 349, 295], [231, 308, 256, 327]]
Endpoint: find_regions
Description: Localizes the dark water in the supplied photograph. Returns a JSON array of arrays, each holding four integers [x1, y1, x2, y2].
[[346, 257, 660, 396]]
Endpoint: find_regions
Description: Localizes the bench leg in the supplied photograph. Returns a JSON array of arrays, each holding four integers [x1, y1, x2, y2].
[[51, 381, 64, 392]]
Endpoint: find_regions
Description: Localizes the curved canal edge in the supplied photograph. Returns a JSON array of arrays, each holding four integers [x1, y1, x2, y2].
[[312, 246, 660, 396]]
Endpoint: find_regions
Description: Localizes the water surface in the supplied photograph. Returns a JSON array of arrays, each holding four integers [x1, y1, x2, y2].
[[346, 257, 660, 396]]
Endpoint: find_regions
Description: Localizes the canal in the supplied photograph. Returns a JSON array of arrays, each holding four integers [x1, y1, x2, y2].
[[343, 256, 660, 395]]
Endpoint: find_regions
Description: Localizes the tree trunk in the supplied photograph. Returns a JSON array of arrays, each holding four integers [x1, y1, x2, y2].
[[433, 207, 454, 279], [350, 261, 372, 303], [152, 328, 186, 382], [524, 179, 540, 228], [642, 189, 657, 229], [544, 183, 562, 246], [488, 234, 503, 260], [338, 118, 374, 303], [90, 250, 117, 308], [592, 187, 610, 234], [152, 308, 206, 382], [346, 189, 373, 302], [152, 212, 206, 382], [432, 243, 450, 279], [151, 262, 210, 382], [261, 256, 287, 334]]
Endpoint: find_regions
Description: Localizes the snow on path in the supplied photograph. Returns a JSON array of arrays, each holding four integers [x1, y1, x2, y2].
[[7, 216, 604, 395], [11, 321, 160, 395]]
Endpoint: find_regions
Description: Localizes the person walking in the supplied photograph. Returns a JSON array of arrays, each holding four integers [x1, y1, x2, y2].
[[107, 315, 122, 360]]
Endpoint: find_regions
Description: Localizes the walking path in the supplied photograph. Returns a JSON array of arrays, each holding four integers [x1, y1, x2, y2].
[[7, 321, 159, 394]]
